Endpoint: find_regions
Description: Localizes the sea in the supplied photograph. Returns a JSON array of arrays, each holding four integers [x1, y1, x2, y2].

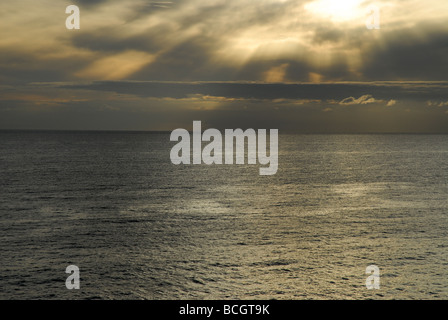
[[0, 131, 447, 299]]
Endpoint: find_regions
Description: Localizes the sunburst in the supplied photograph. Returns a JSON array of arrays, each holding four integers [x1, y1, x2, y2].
[[305, 0, 366, 22]]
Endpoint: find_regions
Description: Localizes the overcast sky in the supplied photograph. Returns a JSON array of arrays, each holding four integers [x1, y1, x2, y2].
[[1, 0, 448, 132]]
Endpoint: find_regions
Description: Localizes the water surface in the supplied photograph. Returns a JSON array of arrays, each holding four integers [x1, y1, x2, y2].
[[1, 132, 447, 299]]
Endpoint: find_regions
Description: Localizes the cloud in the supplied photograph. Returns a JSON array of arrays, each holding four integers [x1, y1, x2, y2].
[[386, 99, 396, 107], [427, 100, 448, 107], [339, 94, 376, 105], [360, 22, 448, 81], [1, 1, 448, 132], [2, 0, 448, 84], [3, 80, 448, 133], [71, 0, 111, 8], [52, 81, 448, 102], [74, 51, 155, 80], [263, 64, 289, 82]]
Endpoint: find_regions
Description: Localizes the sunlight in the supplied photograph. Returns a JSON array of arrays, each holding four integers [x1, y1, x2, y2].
[[305, 0, 365, 22]]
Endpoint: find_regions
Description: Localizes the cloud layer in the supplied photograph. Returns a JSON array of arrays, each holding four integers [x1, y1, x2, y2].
[[1, 0, 448, 132], [1, 0, 448, 83]]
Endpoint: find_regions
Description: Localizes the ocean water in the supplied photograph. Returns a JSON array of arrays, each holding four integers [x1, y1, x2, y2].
[[0, 131, 447, 300]]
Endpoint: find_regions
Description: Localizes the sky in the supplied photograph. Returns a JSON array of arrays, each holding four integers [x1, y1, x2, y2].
[[1, 0, 448, 132]]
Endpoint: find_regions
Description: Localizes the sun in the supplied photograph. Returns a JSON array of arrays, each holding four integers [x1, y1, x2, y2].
[[304, 0, 366, 22]]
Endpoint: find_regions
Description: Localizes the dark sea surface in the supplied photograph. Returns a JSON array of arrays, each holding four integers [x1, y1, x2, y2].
[[0, 131, 447, 299]]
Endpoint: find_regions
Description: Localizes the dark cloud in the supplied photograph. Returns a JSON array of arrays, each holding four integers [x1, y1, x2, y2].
[[70, 27, 164, 54], [72, 0, 108, 7], [313, 26, 346, 45], [54, 80, 448, 102], [361, 23, 448, 81], [133, 38, 228, 81], [0, 50, 84, 85], [2, 89, 448, 133], [2, 80, 448, 133]]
